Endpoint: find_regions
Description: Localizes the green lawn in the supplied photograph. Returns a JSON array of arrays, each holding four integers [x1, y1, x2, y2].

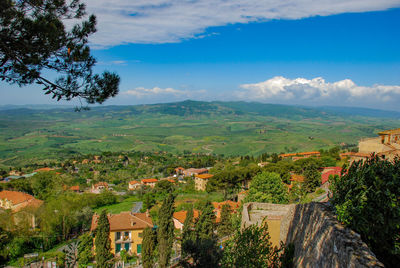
[[95, 196, 141, 214]]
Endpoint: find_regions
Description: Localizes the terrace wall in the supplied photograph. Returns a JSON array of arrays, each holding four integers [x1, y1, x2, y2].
[[242, 202, 384, 267]]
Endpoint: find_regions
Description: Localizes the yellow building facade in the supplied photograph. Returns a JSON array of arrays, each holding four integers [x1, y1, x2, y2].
[[91, 212, 153, 255]]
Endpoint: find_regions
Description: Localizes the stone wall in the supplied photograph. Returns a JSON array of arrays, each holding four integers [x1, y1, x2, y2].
[[242, 202, 384, 267]]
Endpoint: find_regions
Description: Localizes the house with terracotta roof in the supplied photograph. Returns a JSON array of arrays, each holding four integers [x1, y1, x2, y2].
[[173, 209, 200, 230], [91, 212, 153, 255], [128, 180, 141, 190], [0, 190, 43, 228], [194, 173, 214, 191], [141, 178, 158, 188], [348, 128, 400, 163], [91, 182, 109, 194], [212, 200, 239, 222]]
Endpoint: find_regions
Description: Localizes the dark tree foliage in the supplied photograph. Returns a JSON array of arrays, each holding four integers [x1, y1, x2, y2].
[[195, 201, 215, 240], [0, 0, 120, 105], [182, 206, 195, 257], [181, 238, 222, 268], [181, 201, 222, 267], [218, 204, 233, 238], [302, 161, 321, 193], [157, 193, 175, 268], [330, 156, 400, 267], [95, 210, 113, 268], [142, 227, 157, 268], [222, 220, 293, 268]]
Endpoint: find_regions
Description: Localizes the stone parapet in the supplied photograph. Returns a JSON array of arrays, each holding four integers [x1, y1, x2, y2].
[[242, 202, 384, 267]]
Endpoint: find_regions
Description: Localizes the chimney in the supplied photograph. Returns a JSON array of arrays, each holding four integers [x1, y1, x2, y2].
[[146, 209, 149, 217]]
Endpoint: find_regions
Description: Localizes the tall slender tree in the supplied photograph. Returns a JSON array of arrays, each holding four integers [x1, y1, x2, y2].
[[142, 227, 157, 268], [195, 201, 215, 240], [95, 210, 113, 268], [157, 193, 175, 268], [182, 206, 195, 257], [217, 204, 233, 238]]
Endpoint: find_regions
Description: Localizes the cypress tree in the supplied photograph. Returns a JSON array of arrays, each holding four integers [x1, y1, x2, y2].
[[195, 201, 215, 240], [95, 210, 113, 268], [157, 193, 175, 268], [78, 233, 93, 266], [142, 227, 157, 268], [182, 206, 195, 257], [218, 204, 233, 237]]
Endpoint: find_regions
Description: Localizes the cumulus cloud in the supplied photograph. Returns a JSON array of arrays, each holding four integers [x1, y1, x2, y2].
[[237, 76, 400, 106], [82, 0, 400, 47], [123, 87, 205, 98]]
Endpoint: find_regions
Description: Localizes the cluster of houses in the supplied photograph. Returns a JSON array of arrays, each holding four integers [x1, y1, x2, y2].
[[126, 167, 215, 192], [89, 199, 239, 256]]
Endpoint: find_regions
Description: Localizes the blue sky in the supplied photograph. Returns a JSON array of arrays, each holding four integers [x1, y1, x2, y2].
[[1, 0, 400, 110]]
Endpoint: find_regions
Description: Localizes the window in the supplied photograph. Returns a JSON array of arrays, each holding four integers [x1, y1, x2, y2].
[[116, 232, 121, 240], [137, 244, 142, 254], [124, 243, 130, 251], [138, 232, 143, 238], [116, 243, 121, 253]]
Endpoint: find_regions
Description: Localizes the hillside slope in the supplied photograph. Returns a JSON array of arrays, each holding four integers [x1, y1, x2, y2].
[[0, 101, 399, 166]]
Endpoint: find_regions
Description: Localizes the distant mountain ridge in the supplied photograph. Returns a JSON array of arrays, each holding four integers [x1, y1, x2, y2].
[[1, 100, 400, 119]]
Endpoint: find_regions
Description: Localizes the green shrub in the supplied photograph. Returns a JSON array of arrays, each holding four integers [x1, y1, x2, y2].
[[330, 156, 400, 267]]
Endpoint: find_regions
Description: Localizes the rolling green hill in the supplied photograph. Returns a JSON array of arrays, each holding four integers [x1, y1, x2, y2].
[[0, 101, 399, 166]]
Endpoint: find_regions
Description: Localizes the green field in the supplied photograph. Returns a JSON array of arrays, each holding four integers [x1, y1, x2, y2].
[[1, 101, 399, 166]]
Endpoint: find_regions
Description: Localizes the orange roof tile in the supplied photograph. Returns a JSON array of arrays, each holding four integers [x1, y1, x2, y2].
[[91, 212, 153, 232], [142, 178, 158, 183], [173, 210, 200, 224], [167, 179, 176, 183], [195, 174, 214, 180], [129, 180, 140, 185], [70, 185, 80, 191], [93, 182, 108, 188], [0, 190, 43, 211], [212, 200, 239, 211]]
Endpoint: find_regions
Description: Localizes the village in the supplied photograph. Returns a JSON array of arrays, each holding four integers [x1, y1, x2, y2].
[[0, 128, 399, 267]]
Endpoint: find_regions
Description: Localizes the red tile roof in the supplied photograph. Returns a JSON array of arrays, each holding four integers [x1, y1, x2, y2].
[[321, 167, 342, 184], [195, 174, 214, 180], [173, 209, 200, 224], [70, 185, 80, 191], [212, 200, 239, 211], [141, 178, 158, 183], [91, 212, 153, 232], [0, 190, 43, 211], [93, 182, 108, 188], [129, 180, 140, 185]]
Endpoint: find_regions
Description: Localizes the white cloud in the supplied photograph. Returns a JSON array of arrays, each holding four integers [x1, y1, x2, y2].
[[237, 76, 400, 105], [82, 0, 400, 47], [123, 86, 205, 98]]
